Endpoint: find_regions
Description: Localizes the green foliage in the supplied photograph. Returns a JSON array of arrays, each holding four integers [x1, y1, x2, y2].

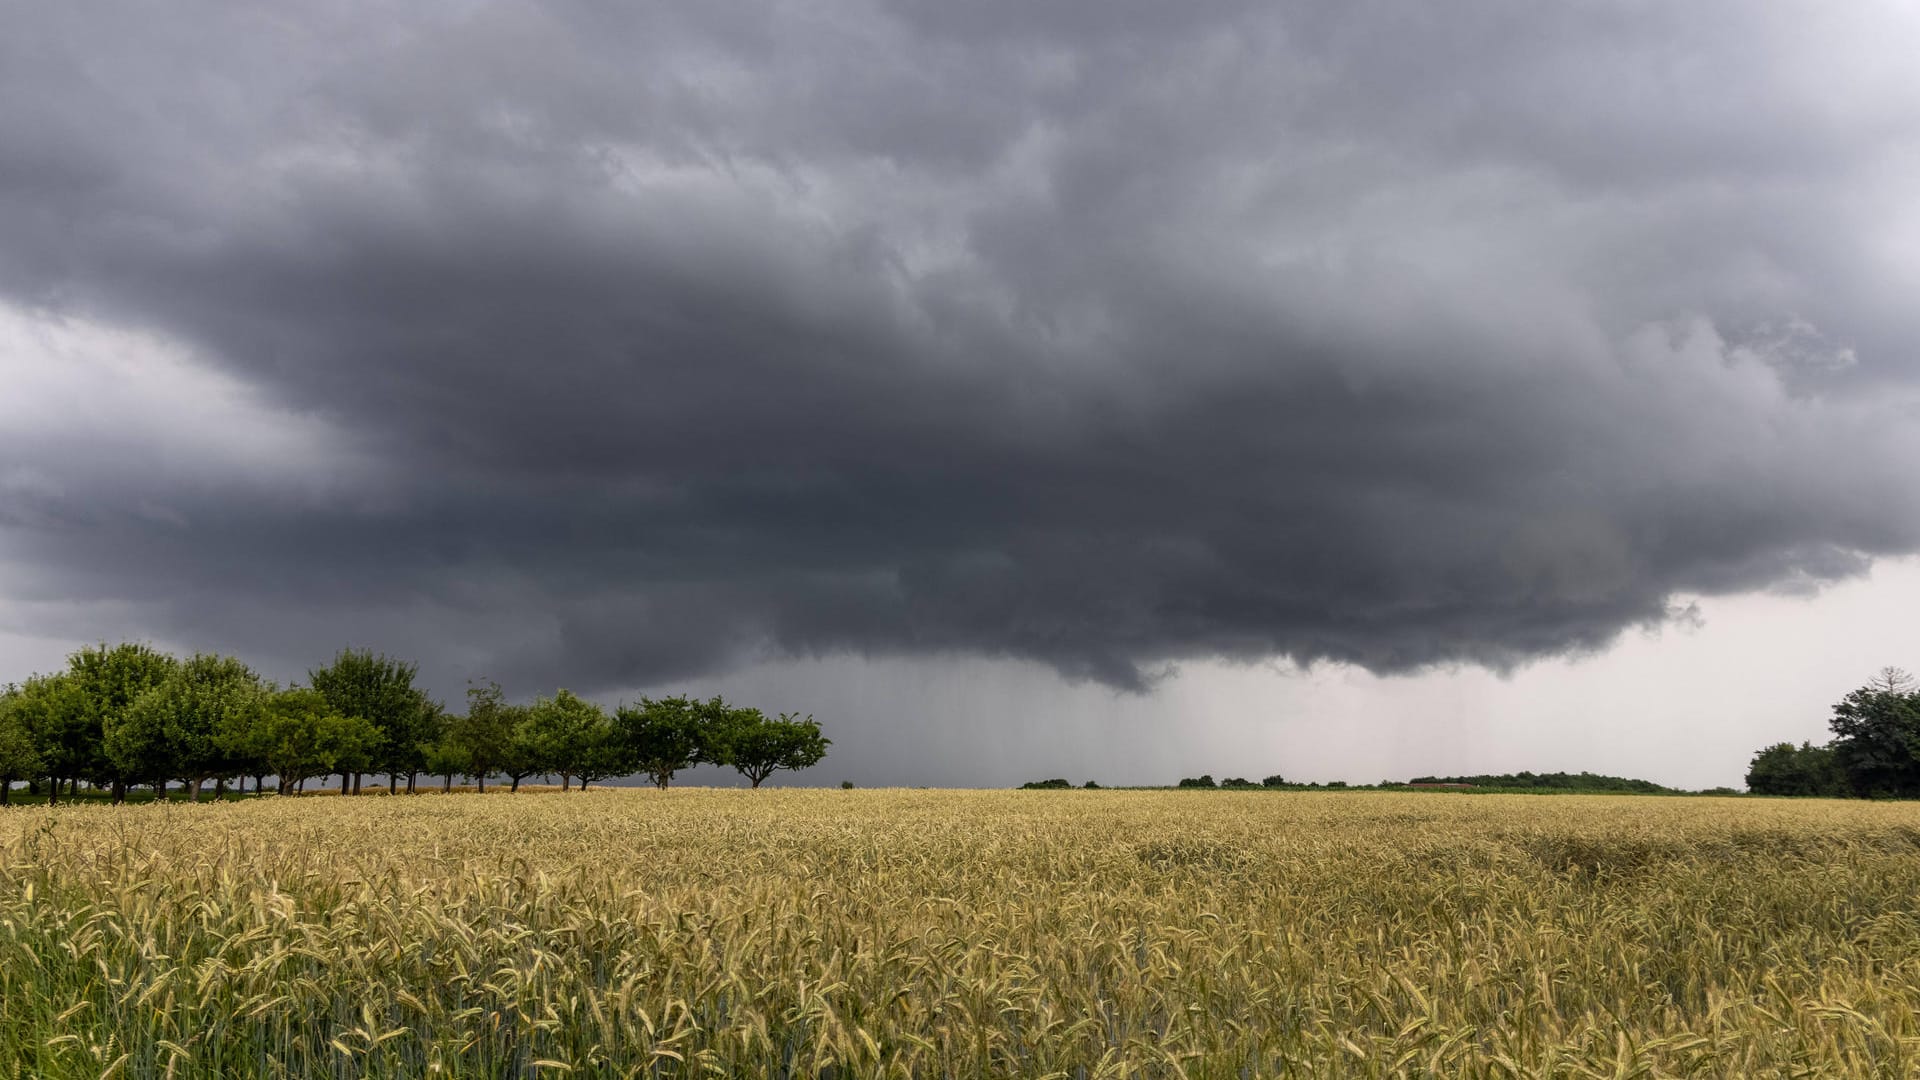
[[109, 653, 265, 798], [1220, 777, 1257, 788], [612, 695, 714, 789], [308, 649, 430, 778], [496, 707, 547, 790], [3, 643, 817, 802], [524, 689, 608, 789], [421, 739, 470, 791], [1020, 778, 1073, 790], [1826, 674, 1920, 798], [248, 688, 334, 794], [1262, 774, 1287, 787], [709, 710, 830, 788], [1743, 669, 1920, 800], [1406, 771, 1672, 793], [1177, 775, 1217, 788], [442, 682, 523, 792], [321, 712, 382, 784], [1746, 742, 1846, 797], [58, 643, 178, 788], [0, 686, 42, 802], [248, 688, 375, 794]]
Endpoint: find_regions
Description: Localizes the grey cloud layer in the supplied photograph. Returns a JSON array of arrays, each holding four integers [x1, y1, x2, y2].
[[3, 0, 1918, 692]]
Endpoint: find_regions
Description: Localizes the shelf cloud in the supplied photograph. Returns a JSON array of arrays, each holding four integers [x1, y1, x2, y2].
[[4, 1, 1919, 695]]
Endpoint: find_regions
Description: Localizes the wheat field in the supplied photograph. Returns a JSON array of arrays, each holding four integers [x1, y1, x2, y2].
[[3, 790, 1920, 1078]]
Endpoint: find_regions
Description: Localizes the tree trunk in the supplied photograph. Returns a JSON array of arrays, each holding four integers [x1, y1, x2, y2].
[[0, 778, 10, 806], [751, 775, 764, 788], [215, 777, 228, 800], [339, 772, 350, 795], [188, 778, 203, 803], [561, 774, 571, 792], [476, 773, 486, 794], [48, 779, 59, 807], [407, 771, 417, 794], [352, 773, 363, 795], [510, 776, 521, 793], [389, 774, 398, 795], [111, 779, 127, 804], [69, 778, 79, 797]]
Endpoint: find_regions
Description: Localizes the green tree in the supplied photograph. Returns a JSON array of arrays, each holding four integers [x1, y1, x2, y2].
[[108, 653, 265, 801], [524, 689, 607, 791], [422, 738, 470, 793], [574, 721, 627, 791], [710, 709, 830, 788], [4, 674, 72, 803], [54, 643, 178, 801], [444, 681, 521, 794], [325, 710, 381, 795], [309, 649, 428, 795], [0, 684, 44, 806], [497, 709, 544, 794], [1827, 668, 1920, 798], [402, 699, 447, 793], [1745, 741, 1846, 797], [611, 695, 713, 789], [246, 688, 347, 795]]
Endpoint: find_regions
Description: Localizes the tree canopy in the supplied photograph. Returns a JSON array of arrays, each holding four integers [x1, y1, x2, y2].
[[709, 710, 831, 788], [1745, 668, 1920, 799], [0, 642, 829, 803], [612, 695, 714, 789]]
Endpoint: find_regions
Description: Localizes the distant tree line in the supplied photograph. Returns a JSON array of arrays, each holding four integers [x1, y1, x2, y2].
[[1747, 668, 1920, 798], [1176, 775, 1292, 789], [1405, 771, 1671, 794], [0, 643, 828, 806], [1020, 775, 1302, 790], [1019, 772, 1700, 793]]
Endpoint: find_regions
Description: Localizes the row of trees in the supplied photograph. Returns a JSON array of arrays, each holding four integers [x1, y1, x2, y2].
[[0, 644, 829, 805], [1747, 668, 1920, 798], [1176, 775, 1290, 788]]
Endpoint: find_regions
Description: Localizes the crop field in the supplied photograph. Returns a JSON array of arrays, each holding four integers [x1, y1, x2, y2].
[[4, 792, 1920, 1078]]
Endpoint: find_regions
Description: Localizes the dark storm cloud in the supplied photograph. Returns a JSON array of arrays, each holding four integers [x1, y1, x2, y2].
[[3, 0, 1919, 692]]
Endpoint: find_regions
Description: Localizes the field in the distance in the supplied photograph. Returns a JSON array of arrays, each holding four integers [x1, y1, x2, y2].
[[5, 792, 1920, 1078]]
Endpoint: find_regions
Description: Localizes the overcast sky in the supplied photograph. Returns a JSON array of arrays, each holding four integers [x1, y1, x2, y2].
[[4, 1, 1919, 789]]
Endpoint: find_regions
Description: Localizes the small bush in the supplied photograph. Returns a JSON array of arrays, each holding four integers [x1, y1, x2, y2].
[[1020, 778, 1074, 790], [1262, 774, 1287, 787], [1177, 775, 1217, 789], [1221, 777, 1257, 788]]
